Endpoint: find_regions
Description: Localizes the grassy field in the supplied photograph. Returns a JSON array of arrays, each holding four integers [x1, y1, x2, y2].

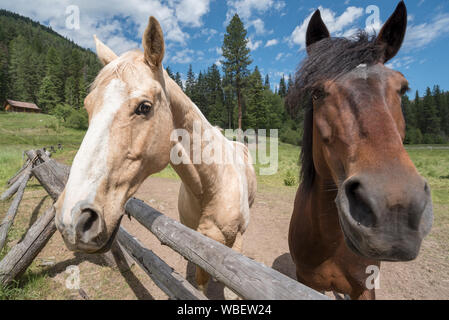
[[0, 112, 448, 299]]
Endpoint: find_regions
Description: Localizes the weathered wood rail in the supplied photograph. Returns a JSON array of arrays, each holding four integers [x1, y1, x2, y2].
[[0, 150, 328, 300], [125, 199, 327, 300]]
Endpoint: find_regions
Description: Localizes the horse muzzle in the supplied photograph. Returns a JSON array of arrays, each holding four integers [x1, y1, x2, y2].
[[55, 201, 110, 253], [335, 172, 434, 261]]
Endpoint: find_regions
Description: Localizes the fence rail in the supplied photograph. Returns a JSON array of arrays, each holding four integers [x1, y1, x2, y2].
[[0, 149, 328, 300]]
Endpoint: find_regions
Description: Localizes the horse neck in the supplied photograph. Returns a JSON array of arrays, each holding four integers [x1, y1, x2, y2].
[[165, 74, 226, 198], [303, 149, 342, 242]]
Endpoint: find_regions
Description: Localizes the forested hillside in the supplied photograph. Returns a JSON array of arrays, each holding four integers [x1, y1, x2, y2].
[[0, 9, 102, 127]]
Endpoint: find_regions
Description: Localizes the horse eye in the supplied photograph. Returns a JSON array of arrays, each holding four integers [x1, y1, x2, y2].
[[135, 102, 152, 115], [312, 88, 325, 101]]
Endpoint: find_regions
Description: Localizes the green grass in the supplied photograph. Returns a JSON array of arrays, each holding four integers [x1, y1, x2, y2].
[[0, 112, 84, 190], [0, 112, 448, 298], [1, 111, 447, 198], [0, 271, 50, 300]]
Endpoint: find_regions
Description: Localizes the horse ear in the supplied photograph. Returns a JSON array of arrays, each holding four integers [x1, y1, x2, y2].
[[142, 16, 165, 68], [93, 35, 118, 66], [376, 1, 407, 63], [306, 9, 330, 53]]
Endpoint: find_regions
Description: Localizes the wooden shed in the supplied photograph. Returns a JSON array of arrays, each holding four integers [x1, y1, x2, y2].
[[4, 99, 41, 113]]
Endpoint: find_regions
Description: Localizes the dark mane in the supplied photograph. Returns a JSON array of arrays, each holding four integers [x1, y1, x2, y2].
[[286, 31, 385, 192]]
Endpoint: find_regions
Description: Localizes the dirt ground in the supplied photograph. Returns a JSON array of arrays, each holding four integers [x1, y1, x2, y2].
[[9, 176, 449, 300]]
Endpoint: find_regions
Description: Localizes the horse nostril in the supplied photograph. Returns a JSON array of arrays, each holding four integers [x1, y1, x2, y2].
[[75, 208, 103, 244], [424, 181, 430, 194], [344, 178, 376, 228]]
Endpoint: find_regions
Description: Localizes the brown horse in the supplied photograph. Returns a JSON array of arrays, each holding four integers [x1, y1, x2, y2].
[[287, 1, 433, 300]]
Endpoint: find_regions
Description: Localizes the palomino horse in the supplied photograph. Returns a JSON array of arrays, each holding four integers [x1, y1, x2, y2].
[[287, 1, 433, 300], [54, 16, 257, 298]]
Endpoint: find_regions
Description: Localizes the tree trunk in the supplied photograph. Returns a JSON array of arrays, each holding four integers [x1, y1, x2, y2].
[[237, 87, 242, 131]]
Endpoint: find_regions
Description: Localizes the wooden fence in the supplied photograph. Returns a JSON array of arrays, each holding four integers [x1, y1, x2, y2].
[[0, 149, 328, 300]]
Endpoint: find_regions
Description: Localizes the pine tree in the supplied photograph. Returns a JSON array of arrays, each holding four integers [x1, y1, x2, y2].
[[206, 64, 225, 126], [245, 66, 268, 132], [78, 75, 87, 108], [433, 85, 448, 135], [401, 94, 416, 129], [166, 66, 174, 80], [278, 76, 287, 98], [38, 75, 60, 112], [422, 87, 440, 137], [8, 35, 31, 101], [265, 90, 284, 130], [45, 47, 64, 101], [27, 51, 44, 103], [223, 73, 235, 128], [175, 72, 183, 90], [69, 49, 82, 79], [264, 74, 270, 90], [195, 71, 208, 116], [0, 45, 8, 104], [64, 76, 77, 107], [185, 64, 196, 99], [221, 14, 252, 130]]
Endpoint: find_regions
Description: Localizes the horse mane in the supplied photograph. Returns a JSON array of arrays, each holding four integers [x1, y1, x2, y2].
[[89, 51, 141, 92], [286, 31, 385, 192]]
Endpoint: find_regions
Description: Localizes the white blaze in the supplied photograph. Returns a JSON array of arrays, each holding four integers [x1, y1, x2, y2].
[[60, 79, 126, 225]]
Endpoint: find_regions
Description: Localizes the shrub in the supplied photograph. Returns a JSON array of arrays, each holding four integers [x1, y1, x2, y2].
[[280, 127, 301, 146], [404, 128, 423, 144], [51, 104, 73, 122], [65, 108, 88, 130], [284, 170, 297, 186]]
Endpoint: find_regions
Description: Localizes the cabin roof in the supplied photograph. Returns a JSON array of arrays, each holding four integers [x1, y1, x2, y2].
[[5, 99, 41, 110]]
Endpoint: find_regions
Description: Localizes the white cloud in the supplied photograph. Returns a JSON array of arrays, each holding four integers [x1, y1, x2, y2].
[[208, 47, 222, 55], [386, 56, 415, 70], [193, 28, 218, 41], [341, 28, 359, 38], [289, 6, 364, 49], [403, 13, 449, 51], [1, 0, 211, 55], [175, 0, 210, 27], [274, 53, 290, 61], [265, 39, 278, 47], [226, 0, 285, 22], [249, 18, 267, 35], [247, 37, 262, 51], [170, 48, 204, 64]]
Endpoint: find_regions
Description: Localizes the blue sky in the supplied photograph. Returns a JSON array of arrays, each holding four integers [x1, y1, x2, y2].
[[1, 0, 449, 95]]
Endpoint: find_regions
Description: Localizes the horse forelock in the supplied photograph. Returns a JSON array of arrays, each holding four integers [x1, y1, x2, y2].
[[287, 31, 385, 192], [89, 51, 144, 93]]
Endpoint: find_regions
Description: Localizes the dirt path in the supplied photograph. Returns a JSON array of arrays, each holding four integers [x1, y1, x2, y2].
[[14, 177, 449, 300]]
